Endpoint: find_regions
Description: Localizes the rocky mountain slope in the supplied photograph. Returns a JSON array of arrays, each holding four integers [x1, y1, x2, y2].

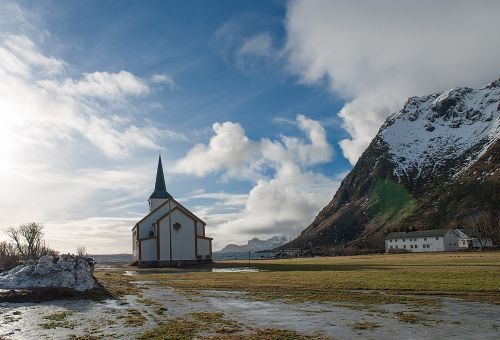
[[285, 79, 500, 250], [217, 236, 288, 253]]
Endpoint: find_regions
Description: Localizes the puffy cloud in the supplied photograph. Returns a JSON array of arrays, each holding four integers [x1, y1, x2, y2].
[[175, 115, 338, 248], [285, 0, 500, 164], [173, 121, 261, 179]]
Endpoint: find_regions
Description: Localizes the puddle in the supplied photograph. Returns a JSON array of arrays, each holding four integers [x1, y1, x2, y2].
[[124, 267, 263, 276], [211, 267, 262, 272]]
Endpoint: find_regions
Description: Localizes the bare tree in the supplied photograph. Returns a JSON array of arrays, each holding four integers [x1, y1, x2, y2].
[[464, 212, 497, 250], [76, 245, 87, 257], [0, 241, 18, 270], [5, 223, 53, 260], [5, 226, 24, 257]]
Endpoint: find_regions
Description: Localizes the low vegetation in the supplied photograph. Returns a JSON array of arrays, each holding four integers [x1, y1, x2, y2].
[[138, 311, 322, 340], [93, 271, 140, 298], [132, 252, 500, 305], [119, 308, 146, 327], [351, 321, 381, 330], [39, 311, 76, 329]]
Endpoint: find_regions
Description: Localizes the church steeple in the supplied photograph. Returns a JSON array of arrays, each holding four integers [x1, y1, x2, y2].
[[149, 155, 172, 200]]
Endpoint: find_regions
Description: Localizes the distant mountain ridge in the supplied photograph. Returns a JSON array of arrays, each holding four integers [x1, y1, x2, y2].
[[218, 236, 288, 253], [283, 78, 500, 250]]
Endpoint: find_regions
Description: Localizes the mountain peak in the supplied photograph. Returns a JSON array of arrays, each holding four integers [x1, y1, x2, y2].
[[284, 79, 499, 251]]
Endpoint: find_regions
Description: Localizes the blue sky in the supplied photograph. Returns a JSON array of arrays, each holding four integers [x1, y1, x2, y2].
[[1, 0, 499, 253]]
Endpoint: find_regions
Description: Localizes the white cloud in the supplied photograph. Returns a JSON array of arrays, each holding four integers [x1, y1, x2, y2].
[[174, 115, 338, 249], [238, 32, 274, 58], [285, 0, 500, 164], [43, 217, 141, 254], [214, 21, 281, 74], [173, 121, 261, 179], [0, 32, 187, 159], [151, 73, 177, 89], [40, 70, 150, 100]]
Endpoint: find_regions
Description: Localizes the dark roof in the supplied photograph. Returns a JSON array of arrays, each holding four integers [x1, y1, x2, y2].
[[149, 155, 172, 200], [385, 229, 453, 240]]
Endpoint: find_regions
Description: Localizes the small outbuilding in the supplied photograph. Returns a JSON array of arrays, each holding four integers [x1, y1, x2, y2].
[[132, 156, 213, 267], [455, 229, 493, 250], [385, 229, 460, 253]]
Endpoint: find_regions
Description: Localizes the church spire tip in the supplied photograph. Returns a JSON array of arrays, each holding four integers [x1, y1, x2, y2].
[[149, 154, 171, 200]]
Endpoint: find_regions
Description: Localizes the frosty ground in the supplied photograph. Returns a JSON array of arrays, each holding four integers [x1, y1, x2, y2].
[[1, 252, 499, 339]]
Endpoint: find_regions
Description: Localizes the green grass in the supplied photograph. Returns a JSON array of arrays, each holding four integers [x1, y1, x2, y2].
[[369, 177, 415, 226], [130, 252, 500, 305]]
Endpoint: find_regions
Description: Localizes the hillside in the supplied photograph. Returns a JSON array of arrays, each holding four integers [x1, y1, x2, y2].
[[285, 79, 500, 250]]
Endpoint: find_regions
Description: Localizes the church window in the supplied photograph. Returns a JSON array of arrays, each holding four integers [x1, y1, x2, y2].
[[173, 222, 181, 231]]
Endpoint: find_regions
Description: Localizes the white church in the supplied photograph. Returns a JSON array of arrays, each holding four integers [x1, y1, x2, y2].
[[132, 156, 213, 267]]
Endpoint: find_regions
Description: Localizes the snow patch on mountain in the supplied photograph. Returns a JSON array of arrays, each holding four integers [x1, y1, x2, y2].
[[381, 79, 500, 179], [217, 236, 289, 253]]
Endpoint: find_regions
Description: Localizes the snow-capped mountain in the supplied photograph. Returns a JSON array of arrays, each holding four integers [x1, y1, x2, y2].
[[284, 79, 500, 250], [217, 236, 289, 253], [382, 81, 499, 182]]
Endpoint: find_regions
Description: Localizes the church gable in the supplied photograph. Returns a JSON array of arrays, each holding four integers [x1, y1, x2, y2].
[[135, 199, 172, 239]]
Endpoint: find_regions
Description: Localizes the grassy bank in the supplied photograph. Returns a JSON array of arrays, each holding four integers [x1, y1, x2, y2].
[[133, 252, 500, 305]]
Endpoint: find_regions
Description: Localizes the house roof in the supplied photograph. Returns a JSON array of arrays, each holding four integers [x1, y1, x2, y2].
[[149, 155, 172, 200], [385, 228, 453, 240]]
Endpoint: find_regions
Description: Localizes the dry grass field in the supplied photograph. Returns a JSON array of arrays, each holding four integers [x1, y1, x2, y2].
[[127, 252, 500, 305]]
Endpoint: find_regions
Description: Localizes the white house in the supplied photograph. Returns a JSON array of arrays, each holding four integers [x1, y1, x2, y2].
[[385, 229, 460, 253], [455, 229, 493, 250], [132, 156, 213, 267]]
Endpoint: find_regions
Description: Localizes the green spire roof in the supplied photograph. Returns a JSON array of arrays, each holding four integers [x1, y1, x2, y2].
[[149, 155, 172, 199]]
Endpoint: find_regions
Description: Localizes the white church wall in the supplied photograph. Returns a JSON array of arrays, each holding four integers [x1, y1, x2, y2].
[[141, 238, 157, 261], [170, 209, 196, 261], [149, 198, 168, 212], [197, 222, 204, 236], [158, 217, 171, 261], [197, 238, 211, 257], [132, 228, 138, 260]]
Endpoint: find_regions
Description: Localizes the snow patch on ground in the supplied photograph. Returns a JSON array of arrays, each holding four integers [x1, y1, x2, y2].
[[0, 255, 96, 292], [381, 80, 500, 179]]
